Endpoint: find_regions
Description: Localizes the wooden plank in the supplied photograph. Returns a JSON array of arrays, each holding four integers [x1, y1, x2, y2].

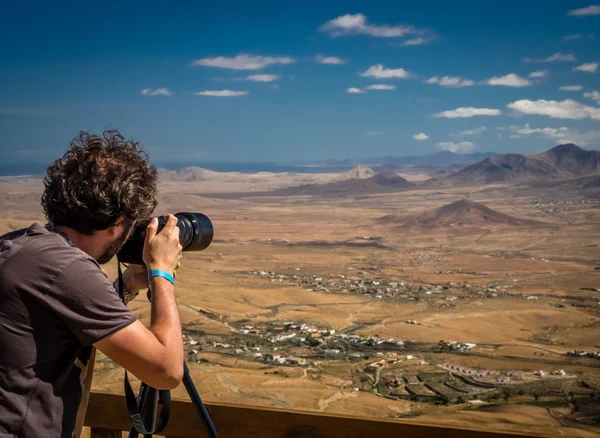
[[90, 427, 120, 438], [85, 391, 550, 438], [75, 347, 97, 438]]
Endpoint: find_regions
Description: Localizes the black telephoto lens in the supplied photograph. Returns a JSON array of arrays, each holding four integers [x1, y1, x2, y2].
[[173, 212, 213, 251], [117, 212, 214, 265]]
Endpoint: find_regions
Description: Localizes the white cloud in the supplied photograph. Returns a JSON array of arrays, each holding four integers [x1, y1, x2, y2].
[[315, 54, 346, 64], [584, 90, 600, 104], [412, 133, 429, 141], [562, 33, 582, 41], [433, 107, 502, 118], [402, 37, 427, 46], [452, 126, 487, 137], [365, 84, 396, 90], [568, 4, 600, 16], [559, 85, 583, 91], [524, 52, 576, 63], [194, 90, 248, 97], [436, 141, 475, 153], [140, 88, 172, 96], [246, 74, 279, 82], [319, 13, 425, 38], [516, 125, 569, 137], [573, 62, 599, 72], [347, 84, 397, 93], [484, 73, 532, 87], [426, 76, 475, 87], [545, 53, 576, 62], [503, 123, 600, 146], [507, 99, 600, 120], [192, 54, 294, 70], [361, 64, 411, 79], [529, 70, 548, 78]]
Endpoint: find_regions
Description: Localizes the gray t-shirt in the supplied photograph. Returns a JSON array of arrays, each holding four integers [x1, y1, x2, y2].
[[0, 223, 137, 437]]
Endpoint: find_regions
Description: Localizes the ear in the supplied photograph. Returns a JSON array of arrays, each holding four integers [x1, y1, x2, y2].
[[109, 216, 127, 236]]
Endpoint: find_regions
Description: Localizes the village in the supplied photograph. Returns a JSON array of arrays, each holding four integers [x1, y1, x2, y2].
[[568, 351, 600, 360], [247, 269, 512, 302], [244, 269, 600, 313], [166, 262, 600, 424], [181, 314, 595, 408]]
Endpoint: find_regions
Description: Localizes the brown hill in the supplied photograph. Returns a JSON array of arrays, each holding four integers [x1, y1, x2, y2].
[[430, 163, 468, 178], [283, 171, 412, 196], [532, 143, 600, 174], [443, 144, 599, 184], [335, 165, 376, 181], [446, 154, 562, 183], [159, 166, 223, 182], [381, 199, 540, 230], [227, 171, 414, 198], [369, 172, 411, 187], [525, 174, 600, 198]]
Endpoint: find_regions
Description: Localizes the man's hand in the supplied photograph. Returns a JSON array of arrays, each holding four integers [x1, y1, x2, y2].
[[143, 215, 183, 274], [122, 264, 148, 293]]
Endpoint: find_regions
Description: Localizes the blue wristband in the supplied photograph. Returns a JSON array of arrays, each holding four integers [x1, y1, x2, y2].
[[149, 269, 175, 285]]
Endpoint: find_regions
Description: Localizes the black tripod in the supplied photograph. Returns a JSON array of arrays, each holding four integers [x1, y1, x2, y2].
[[124, 362, 219, 438]]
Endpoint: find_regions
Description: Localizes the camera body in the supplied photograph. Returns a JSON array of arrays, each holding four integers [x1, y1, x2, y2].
[[117, 212, 213, 265]]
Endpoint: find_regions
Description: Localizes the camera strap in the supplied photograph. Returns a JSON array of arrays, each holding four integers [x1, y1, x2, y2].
[[117, 262, 125, 302]]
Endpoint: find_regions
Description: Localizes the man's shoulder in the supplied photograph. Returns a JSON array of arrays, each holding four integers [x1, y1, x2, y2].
[[1, 223, 97, 275]]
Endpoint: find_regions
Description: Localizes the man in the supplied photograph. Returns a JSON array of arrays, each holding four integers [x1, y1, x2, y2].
[[0, 130, 184, 437]]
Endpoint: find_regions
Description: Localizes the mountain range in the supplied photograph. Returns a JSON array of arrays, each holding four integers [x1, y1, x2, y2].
[[161, 143, 599, 199], [263, 171, 413, 197], [298, 151, 496, 169], [444, 144, 600, 183], [291, 143, 600, 197]]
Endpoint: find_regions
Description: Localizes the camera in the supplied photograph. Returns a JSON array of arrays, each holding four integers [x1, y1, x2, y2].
[[117, 212, 214, 265]]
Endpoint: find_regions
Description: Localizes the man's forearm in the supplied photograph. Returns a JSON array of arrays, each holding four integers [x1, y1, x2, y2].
[[149, 277, 183, 368], [113, 276, 140, 305]]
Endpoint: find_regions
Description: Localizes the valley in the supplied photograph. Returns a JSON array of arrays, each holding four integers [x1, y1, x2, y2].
[[2, 143, 600, 437]]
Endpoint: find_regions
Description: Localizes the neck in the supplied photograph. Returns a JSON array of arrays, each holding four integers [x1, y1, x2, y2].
[[55, 225, 102, 260]]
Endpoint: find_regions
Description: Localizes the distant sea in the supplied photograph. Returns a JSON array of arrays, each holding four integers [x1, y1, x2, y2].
[[0, 163, 49, 177], [0, 162, 354, 177], [158, 162, 354, 174]]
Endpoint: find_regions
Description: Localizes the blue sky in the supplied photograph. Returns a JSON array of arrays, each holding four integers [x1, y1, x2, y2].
[[1, 0, 599, 166]]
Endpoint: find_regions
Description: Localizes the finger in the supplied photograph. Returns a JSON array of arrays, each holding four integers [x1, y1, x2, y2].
[[163, 214, 178, 234], [145, 217, 158, 243]]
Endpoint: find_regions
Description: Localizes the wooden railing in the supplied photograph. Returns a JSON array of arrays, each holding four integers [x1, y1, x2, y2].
[[84, 391, 554, 438]]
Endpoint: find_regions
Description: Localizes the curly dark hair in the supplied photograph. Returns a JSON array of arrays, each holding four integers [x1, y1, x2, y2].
[[42, 130, 158, 235]]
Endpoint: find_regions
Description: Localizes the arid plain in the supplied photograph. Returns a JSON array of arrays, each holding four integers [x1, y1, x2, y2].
[[1, 163, 600, 437]]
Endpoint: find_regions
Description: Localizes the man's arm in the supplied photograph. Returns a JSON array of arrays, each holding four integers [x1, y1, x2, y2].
[[96, 214, 184, 390], [114, 264, 147, 304], [95, 276, 183, 389]]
